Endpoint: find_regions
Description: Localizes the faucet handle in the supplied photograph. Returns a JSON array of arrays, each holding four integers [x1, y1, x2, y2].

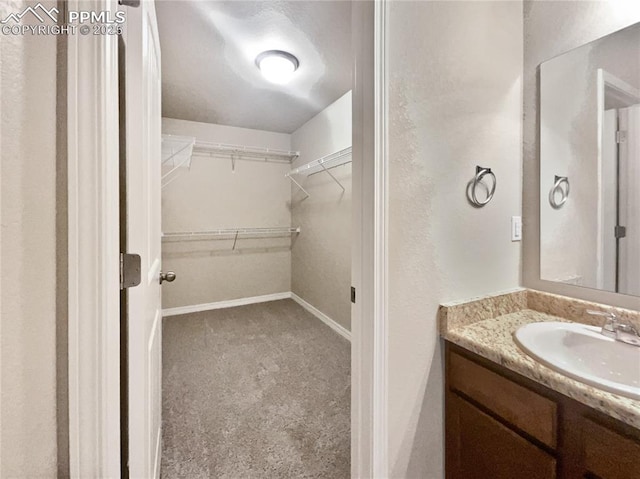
[[615, 323, 640, 347], [586, 310, 640, 346], [587, 310, 618, 337]]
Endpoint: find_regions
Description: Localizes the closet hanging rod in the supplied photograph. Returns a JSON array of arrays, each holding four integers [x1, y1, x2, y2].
[[192, 141, 300, 164], [162, 226, 301, 241]]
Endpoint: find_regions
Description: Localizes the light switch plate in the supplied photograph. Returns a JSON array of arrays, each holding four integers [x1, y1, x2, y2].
[[511, 216, 522, 242]]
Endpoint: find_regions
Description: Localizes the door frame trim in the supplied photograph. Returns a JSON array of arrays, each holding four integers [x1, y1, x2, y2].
[[372, 2, 389, 475], [351, 0, 389, 477], [67, 0, 121, 476]]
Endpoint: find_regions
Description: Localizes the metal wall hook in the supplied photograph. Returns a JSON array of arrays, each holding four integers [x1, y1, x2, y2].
[[468, 165, 496, 207], [549, 175, 569, 209]]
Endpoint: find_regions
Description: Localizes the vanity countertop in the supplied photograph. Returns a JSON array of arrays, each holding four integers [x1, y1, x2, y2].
[[439, 289, 640, 430]]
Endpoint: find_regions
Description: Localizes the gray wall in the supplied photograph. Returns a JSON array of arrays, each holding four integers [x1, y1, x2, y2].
[[291, 91, 352, 331], [387, 1, 523, 476], [0, 0, 59, 474], [523, 0, 640, 310], [161, 118, 293, 308]]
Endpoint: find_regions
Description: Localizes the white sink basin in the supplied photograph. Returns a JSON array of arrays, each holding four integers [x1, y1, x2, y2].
[[514, 322, 640, 399]]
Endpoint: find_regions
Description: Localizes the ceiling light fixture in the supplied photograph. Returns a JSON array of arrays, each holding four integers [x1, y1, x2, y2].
[[255, 50, 299, 85]]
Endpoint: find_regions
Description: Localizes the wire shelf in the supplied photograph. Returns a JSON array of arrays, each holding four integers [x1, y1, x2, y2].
[[286, 147, 352, 197], [192, 141, 299, 166], [287, 147, 352, 176], [161, 134, 196, 188], [162, 226, 301, 242]]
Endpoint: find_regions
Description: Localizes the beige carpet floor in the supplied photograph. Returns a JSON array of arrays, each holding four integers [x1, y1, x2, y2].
[[161, 299, 351, 478]]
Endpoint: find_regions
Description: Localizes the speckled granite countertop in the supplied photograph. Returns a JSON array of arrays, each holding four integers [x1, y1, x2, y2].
[[439, 289, 640, 430]]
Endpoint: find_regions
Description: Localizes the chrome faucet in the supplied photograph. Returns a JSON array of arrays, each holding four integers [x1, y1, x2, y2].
[[587, 310, 640, 347]]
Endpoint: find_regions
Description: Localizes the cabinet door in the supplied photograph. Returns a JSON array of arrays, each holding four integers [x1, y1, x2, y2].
[[581, 418, 640, 479], [449, 351, 557, 448], [447, 393, 556, 479]]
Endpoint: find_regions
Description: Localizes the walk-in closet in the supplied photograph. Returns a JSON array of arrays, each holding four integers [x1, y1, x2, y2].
[[155, 1, 353, 476]]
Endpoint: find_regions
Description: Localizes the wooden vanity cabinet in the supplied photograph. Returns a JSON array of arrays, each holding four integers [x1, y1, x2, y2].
[[445, 342, 640, 479]]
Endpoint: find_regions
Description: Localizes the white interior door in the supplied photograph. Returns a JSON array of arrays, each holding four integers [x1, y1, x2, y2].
[[601, 109, 617, 291], [618, 105, 640, 295], [124, 1, 163, 477]]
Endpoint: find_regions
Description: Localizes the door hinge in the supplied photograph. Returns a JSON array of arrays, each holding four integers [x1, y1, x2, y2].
[[615, 225, 627, 239], [120, 253, 141, 290], [616, 130, 627, 144], [351, 286, 356, 304]]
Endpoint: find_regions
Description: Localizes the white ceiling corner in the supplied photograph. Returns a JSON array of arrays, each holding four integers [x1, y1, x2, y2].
[[156, 1, 352, 134]]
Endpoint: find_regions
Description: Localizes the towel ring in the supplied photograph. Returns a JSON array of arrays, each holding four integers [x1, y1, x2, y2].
[[549, 175, 569, 209], [468, 166, 496, 207]]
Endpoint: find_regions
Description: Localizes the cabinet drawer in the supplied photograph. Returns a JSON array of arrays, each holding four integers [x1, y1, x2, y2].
[[449, 351, 557, 448], [582, 418, 640, 479], [448, 394, 556, 479]]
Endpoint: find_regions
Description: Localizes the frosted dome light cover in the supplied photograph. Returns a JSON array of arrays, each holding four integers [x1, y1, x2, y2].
[[256, 50, 299, 84]]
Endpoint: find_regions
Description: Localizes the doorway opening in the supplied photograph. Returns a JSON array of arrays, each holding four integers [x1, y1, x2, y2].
[[157, 1, 353, 476], [599, 69, 640, 295], [66, 1, 384, 476]]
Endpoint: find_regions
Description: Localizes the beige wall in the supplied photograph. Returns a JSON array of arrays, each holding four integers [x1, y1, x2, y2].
[[161, 118, 293, 308], [387, 1, 523, 477], [291, 91, 352, 331], [523, 0, 640, 310], [0, 0, 59, 474], [540, 49, 600, 287]]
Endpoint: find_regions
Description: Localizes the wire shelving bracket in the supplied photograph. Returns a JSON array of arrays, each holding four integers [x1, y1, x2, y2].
[[285, 146, 352, 197]]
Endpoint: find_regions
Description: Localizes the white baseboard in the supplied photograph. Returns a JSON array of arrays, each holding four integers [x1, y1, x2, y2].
[[162, 292, 292, 317], [290, 293, 351, 341], [162, 291, 351, 342]]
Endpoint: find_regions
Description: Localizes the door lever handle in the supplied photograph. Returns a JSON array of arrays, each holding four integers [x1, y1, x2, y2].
[[159, 271, 176, 284]]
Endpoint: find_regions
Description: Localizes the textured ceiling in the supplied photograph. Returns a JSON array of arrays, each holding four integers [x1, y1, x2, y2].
[[156, 1, 352, 133]]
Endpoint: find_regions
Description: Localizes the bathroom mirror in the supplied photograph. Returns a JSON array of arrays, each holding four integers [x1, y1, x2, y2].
[[540, 22, 640, 296]]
